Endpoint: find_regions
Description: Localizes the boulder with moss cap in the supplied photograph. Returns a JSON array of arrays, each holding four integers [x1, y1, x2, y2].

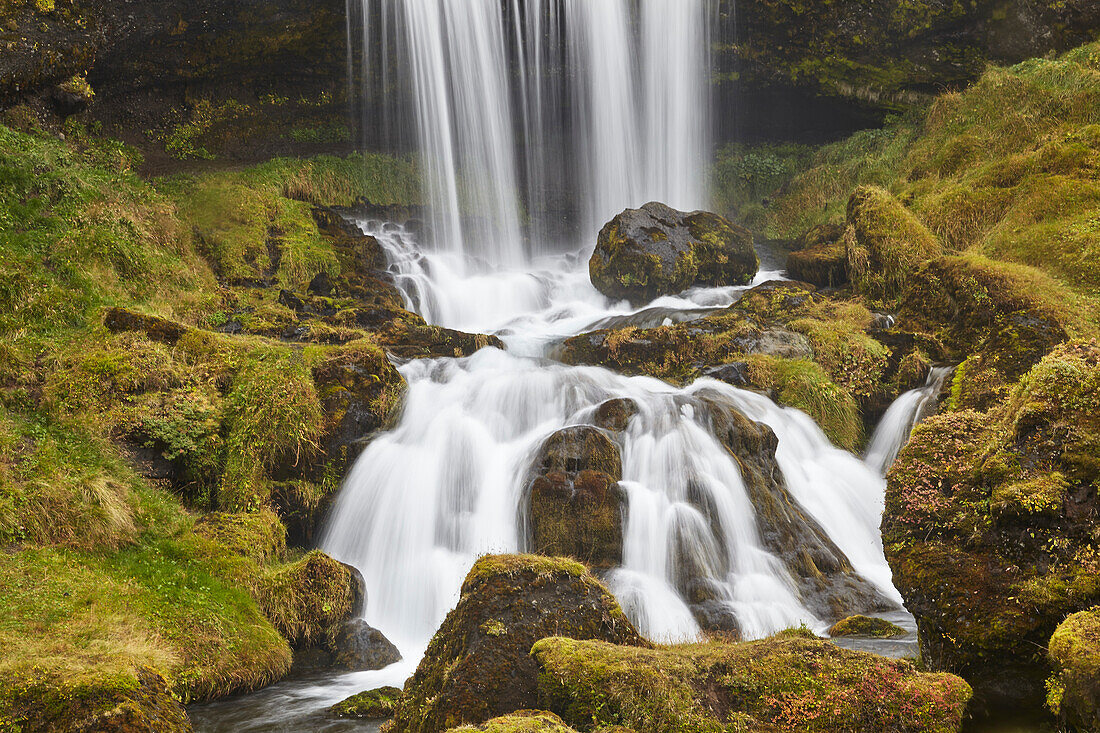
[[532, 630, 971, 732], [589, 202, 757, 305], [389, 554, 646, 733]]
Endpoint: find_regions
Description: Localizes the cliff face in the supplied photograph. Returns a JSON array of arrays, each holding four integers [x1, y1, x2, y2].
[[2, 0, 1098, 151], [716, 0, 1100, 140]]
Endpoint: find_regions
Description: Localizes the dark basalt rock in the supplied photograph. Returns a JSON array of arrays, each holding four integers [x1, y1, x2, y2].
[[589, 202, 757, 305], [700, 362, 752, 387], [592, 398, 638, 434], [525, 427, 625, 569], [334, 618, 402, 671], [389, 554, 645, 733]]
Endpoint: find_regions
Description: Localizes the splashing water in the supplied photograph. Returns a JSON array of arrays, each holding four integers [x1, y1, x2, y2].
[[864, 367, 954, 476]]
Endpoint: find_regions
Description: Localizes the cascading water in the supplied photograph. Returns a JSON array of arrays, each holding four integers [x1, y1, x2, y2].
[[189, 3, 919, 729], [864, 367, 954, 476], [354, 0, 713, 261]]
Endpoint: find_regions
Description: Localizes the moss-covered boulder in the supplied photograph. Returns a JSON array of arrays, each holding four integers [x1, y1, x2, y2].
[[447, 710, 582, 733], [1047, 607, 1100, 731], [786, 223, 849, 288], [532, 632, 971, 732], [559, 281, 899, 451], [255, 550, 362, 653], [525, 427, 625, 569], [828, 615, 907, 639], [845, 186, 942, 305], [331, 685, 403, 719], [899, 255, 1072, 412], [0, 666, 193, 733], [390, 554, 645, 733], [883, 341, 1100, 713], [589, 202, 757, 305]]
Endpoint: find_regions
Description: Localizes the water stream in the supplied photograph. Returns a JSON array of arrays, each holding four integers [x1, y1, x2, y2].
[[190, 1, 944, 729]]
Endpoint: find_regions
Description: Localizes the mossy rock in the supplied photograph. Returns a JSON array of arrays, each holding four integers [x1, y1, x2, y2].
[[331, 685, 403, 719], [390, 554, 645, 733], [195, 509, 287, 564], [446, 710, 580, 733], [899, 255, 1072, 412], [884, 341, 1100, 713], [845, 186, 942, 305], [525, 427, 625, 569], [787, 224, 849, 288], [1048, 607, 1100, 731], [589, 202, 757, 305], [255, 550, 362, 651], [532, 634, 971, 732], [0, 666, 192, 733], [828, 615, 907, 638]]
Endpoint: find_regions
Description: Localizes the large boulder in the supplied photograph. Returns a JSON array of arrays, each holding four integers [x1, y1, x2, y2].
[[883, 341, 1100, 715], [532, 631, 972, 732], [390, 554, 646, 733], [589, 202, 757, 305], [525, 427, 625, 569], [333, 618, 402, 671], [1048, 607, 1100, 731]]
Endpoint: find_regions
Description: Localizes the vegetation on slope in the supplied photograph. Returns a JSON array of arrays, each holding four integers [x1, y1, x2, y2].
[[0, 120, 419, 727]]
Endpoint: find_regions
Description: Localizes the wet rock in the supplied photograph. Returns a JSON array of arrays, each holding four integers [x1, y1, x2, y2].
[[828, 615, 907, 638], [533, 632, 971, 732], [697, 392, 898, 622], [390, 554, 645, 733], [592, 398, 638, 433], [334, 619, 402, 671], [700, 362, 752, 387], [526, 427, 625, 569], [589, 202, 757, 305], [331, 686, 403, 720], [730, 328, 812, 359]]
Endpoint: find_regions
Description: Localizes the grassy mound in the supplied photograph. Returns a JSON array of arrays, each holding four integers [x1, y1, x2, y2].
[[532, 633, 971, 733]]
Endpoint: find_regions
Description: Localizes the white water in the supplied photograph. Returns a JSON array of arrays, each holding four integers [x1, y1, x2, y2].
[[321, 223, 902, 650], [865, 367, 953, 476], [357, 0, 713, 263]]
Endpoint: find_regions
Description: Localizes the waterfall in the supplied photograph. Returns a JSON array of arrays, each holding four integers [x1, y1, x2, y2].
[[322, 348, 902, 647], [322, 0, 903, 664], [864, 367, 953, 477], [352, 0, 714, 263]]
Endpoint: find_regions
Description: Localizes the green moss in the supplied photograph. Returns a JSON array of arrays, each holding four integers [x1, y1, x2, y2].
[[220, 350, 325, 512], [254, 550, 357, 650], [532, 634, 971, 733], [845, 186, 942, 305], [332, 685, 404, 719], [447, 710, 580, 733], [828, 615, 907, 638], [1047, 607, 1100, 729], [195, 509, 287, 564]]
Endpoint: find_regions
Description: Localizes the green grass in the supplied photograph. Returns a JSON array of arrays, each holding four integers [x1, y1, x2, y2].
[[0, 121, 418, 721]]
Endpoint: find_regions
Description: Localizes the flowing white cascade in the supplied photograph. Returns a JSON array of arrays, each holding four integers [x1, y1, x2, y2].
[[356, 0, 713, 264], [322, 346, 903, 647], [864, 367, 954, 476]]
